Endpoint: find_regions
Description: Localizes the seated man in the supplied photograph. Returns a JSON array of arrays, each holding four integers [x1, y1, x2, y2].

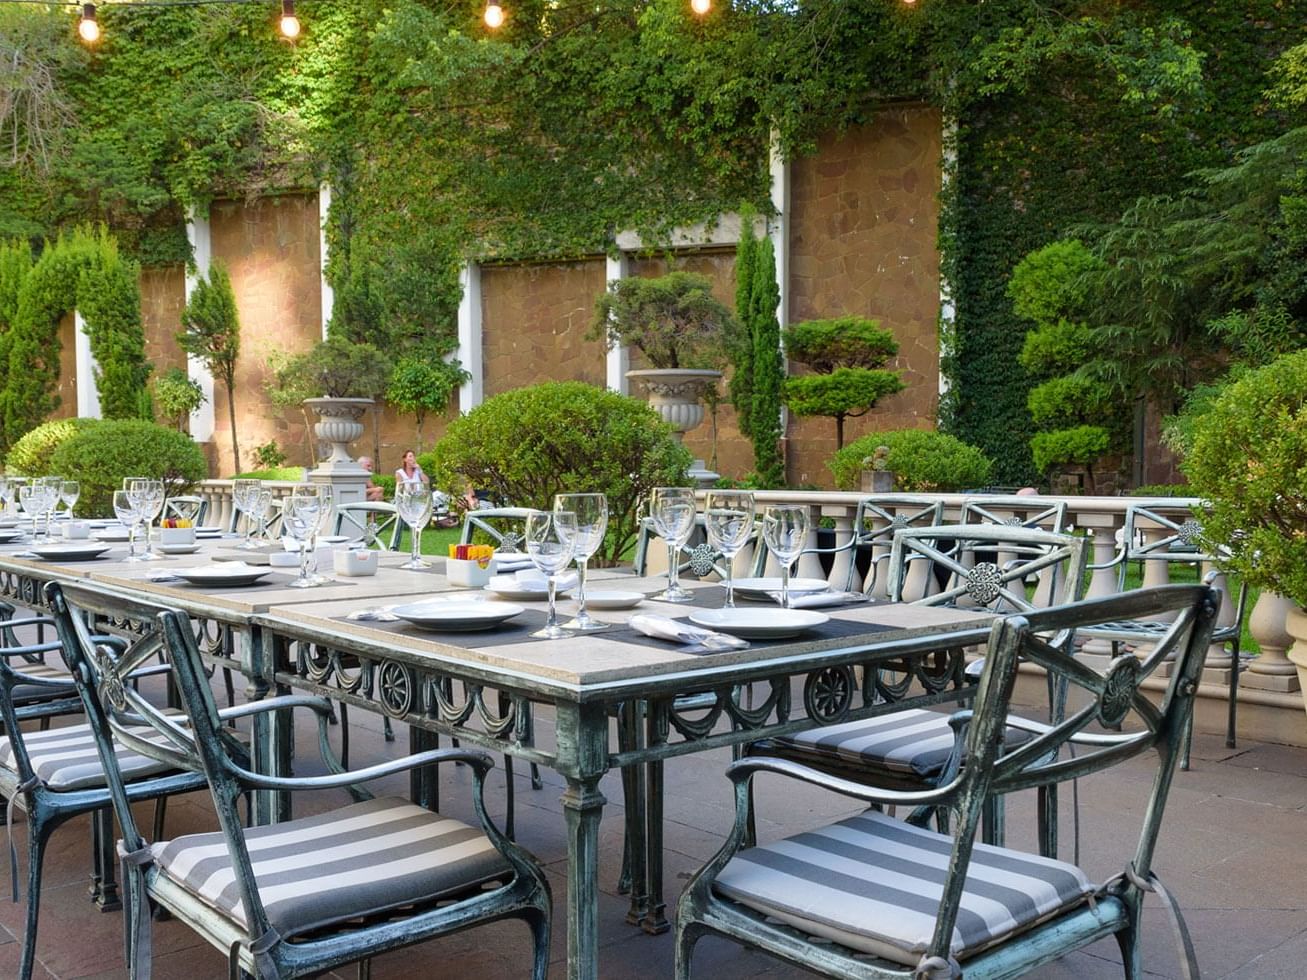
[[357, 456, 385, 502]]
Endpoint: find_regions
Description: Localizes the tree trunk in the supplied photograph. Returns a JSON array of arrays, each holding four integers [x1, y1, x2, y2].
[[226, 383, 241, 474], [835, 414, 846, 450]]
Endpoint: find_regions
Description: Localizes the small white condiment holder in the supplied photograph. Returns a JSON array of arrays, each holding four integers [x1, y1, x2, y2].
[[157, 525, 197, 546], [62, 521, 92, 540], [334, 548, 378, 577], [446, 556, 497, 587]]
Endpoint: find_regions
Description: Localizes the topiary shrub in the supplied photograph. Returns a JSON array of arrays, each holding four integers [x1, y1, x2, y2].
[[1183, 350, 1307, 606], [429, 381, 692, 561], [6, 417, 99, 476], [1030, 425, 1112, 480], [829, 429, 993, 492], [50, 420, 208, 517]]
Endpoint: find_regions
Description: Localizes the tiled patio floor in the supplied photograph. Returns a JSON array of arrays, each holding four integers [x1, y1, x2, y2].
[[5, 694, 1306, 979]]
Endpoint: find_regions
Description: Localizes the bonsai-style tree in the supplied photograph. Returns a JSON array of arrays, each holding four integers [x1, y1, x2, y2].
[[386, 353, 470, 454], [590, 271, 733, 370], [297, 334, 393, 398], [152, 367, 204, 432], [781, 316, 905, 449], [179, 261, 242, 472]]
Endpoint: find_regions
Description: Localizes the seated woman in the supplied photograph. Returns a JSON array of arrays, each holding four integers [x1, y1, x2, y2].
[[395, 449, 427, 489]]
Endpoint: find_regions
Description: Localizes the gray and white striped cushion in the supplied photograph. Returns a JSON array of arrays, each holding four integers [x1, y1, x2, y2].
[[778, 709, 1031, 779], [9, 660, 75, 702], [714, 809, 1093, 965], [151, 796, 511, 938], [0, 719, 177, 791]]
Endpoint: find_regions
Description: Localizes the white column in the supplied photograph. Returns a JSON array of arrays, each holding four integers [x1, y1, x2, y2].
[[768, 132, 790, 331], [73, 311, 101, 419], [318, 181, 333, 339], [184, 208, 216, 443], [457, 262, 483, 414], [604, 253, 630, 394], [938, 113, 957, 404]]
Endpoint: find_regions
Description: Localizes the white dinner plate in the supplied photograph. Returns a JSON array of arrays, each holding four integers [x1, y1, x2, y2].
[[158, 543, 202, 555], [195, 526, 225, 537], [0, 529, 25, 543], [171, 563, 271, 587], [391, 600, 524, 632], [730, 577, 831, 601], [688, 607, 829, 640], [581, 590, 646, 611], [29, 543, 112, 562], [93, 528, 132, 542], [484, 576, 571, 601]]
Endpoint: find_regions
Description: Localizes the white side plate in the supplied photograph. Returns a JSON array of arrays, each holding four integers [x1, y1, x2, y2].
[[581, 590, 646, 611], [730, 577, 831, 601], [391, 600, 524, 632], [171, 563, 271, 587], [688, 607, 829, 639], [30, 544, 111, 562]]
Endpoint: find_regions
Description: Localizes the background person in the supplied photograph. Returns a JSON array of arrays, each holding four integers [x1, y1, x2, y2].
[[358, 456, 385, 502]]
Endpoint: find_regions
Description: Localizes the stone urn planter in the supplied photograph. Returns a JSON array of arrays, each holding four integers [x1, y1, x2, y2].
[[304, 396, 372, 472], [626, 368, 722, 485], [1285, 606, 1307, 711]]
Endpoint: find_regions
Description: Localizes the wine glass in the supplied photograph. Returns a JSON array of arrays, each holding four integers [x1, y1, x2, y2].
[[395, 483, 433, 570], [554, 493, 609, 631], [762, 503, 811, 609], [704, 490, 756, 608], [112, 489, 145, 562], [60, 480, 80, 518], [131, 479, 166, 559], [233, 479, 262, 549], [19, 485, 49, 544], [525, 509, 577, 639], [649, 487, 697, 603], [308, 486, 335, 583], [282, 493, 322, 588], [246, 488, 273, 545], [0, 477, 10, 518]]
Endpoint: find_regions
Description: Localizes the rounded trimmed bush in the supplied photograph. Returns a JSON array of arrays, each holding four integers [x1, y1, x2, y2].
[[429, 381, 692, 561], [828, 429, 993, 492], [50, 420, 208, 517], [6, 417, 99, 476], [1183, 351, 1307, 606]]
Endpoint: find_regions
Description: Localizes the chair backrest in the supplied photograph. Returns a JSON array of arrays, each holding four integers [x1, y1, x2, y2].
[[47, 582, 269, 934], [632, 514, 757, 581], [960, 495, 1070, 532], [916, 583, 1220, 963], [460, 507, 537, 553], [888, 524, 1087, 612], [848, 496, 946, 594], [1117, 502, 1225, 584], [0, 628, 84, 787], [334, 502, 402, 550]]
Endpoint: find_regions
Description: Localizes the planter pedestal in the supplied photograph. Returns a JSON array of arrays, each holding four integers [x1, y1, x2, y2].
[[305, 396, 373, 510], [1244, 592, 1301, 694], [627, 368, 721, 487], [1284, 609, 1307, 716]]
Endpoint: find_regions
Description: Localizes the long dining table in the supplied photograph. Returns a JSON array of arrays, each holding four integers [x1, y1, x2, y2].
[[1, 530, 995, 980]]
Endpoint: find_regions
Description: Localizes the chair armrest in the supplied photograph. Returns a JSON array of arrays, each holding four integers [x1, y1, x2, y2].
[[1, 615, 58, 630], [1002, 714, 1139, 746], [726, 755, 957, 810], [232, 746, 493, 792], [0, 641, 64, 658], [217, 694, 334, 722]]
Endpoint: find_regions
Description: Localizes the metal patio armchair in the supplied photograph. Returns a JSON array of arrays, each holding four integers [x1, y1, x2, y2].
[[52, 582, 553, 980], [333, 502, 402, 551], [677, 583, 1220, 980]]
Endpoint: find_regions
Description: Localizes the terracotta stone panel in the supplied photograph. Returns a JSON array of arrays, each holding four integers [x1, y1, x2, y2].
[[140, 265, 187, 376], [53, 313, 77, 420], [208, 193, 323, 476], [481, 261, 608, 398], [787, 105, 943, 488]]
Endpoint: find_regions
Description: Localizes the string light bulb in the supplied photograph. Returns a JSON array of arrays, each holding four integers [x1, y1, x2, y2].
[[690, 0, 711, 15], [78, 3, 100, 43], [279, 0, 301, 39], [484, 0, 504, 29]]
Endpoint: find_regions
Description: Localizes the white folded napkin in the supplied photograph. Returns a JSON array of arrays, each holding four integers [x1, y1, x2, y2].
[[629, 614, 749, 650], [511, 569, 578, 591], [776, 590, 872, 609], [493, 553, 535, 572]]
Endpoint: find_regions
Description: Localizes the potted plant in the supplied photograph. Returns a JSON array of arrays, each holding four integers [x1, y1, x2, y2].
[[1183, 350, 1307, 711], [591, 271, 734, 439], [278, 335, 393, 470]]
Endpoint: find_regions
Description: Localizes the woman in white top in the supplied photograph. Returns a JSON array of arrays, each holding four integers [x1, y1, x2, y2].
[[395, 449, 427, 489]]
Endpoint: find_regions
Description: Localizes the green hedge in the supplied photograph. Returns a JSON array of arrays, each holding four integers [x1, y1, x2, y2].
[[50, 420, 207, 517], [5, 417, 99, 476], [828, 429, 993, 492], [429, 381, 691, 561], [228, 467, 306, 481]]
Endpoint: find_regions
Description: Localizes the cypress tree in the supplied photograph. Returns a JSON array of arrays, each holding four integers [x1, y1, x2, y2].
[[750, 237, 785, 486], [729, 216, 757, 438]]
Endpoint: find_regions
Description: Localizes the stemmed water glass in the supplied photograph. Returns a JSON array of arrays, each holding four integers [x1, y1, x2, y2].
[[554, 493, 608, 631], [247, 488, 273, 545], [649, 487, 697, 603], [112, 489, 146, 562], [308, 486, 335, 583], [283, 492, 322, 588], [704, 490, 756, 608], [60, 480, 80, 518], [525, 510, 577, 639], [395, 483, 433, 570], [762, 503, 811, 609], [130, 479, 165, 559], [0, 477, 10, 518], [19, 485, 51, 545], [233, 479, 262, 549]]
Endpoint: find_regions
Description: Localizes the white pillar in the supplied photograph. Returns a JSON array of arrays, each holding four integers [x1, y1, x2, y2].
[[768, 132, 790, 452], [604, 253, 630, 394], [184, 208, 216, 443], [938, 114, 957, 405], [73, 311, 101, 419], [318, 181, 333, 339], [456, 262, 483, 414]]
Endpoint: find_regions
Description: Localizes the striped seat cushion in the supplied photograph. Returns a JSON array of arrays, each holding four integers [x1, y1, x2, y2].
[[9, 660, 76, 702], [777, 709, 1031, 779], [151, 796, 511, 938], [0, 718, 178, 791], [714, 809, 1093, 966]]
